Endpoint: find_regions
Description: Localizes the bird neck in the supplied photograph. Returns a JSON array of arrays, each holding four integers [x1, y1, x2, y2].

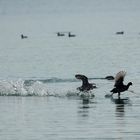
[[82, 80, 89, 86], [126, 83, 131, 90]]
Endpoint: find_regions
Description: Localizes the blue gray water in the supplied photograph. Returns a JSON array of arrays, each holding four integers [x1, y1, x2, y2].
[[0, 0, 140, 139]]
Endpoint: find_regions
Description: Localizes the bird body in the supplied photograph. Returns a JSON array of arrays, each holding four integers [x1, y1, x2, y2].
[[111, 83, 132, 93], [68, 32, 76, 37], [21, 34, 28, 39], [57, 32, 65, 36], [116, 31, 124, 35], [75, 74, 96, 92], [110, 71, 132, 98]]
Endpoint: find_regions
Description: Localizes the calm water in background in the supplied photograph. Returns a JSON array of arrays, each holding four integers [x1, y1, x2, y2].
[[0, 0, 140, 139]]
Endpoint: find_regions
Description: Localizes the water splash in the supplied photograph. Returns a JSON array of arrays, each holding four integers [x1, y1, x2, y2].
[[0, 79, 49, 96], [0, 78, 78, 97], [0, 78, 98, 97]]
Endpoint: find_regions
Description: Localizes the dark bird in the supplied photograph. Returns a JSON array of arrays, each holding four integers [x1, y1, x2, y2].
[[57, 32, 65, 36], [68, 32, 76, 37], [75, 74, 96, 92], [105, 76, 114, 80], [116, 31, 124, 35], [21, 34, 28, 39], [110, 71, 132, 98]]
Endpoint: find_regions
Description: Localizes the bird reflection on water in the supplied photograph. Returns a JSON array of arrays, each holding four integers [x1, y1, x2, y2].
[[115, 104, 125, 118], [77, 97, 96, 118], [111, 96, 129, 104], [111, 96, 130, 118]]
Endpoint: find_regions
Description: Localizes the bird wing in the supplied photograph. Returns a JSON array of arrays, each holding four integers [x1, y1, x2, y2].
[[114, 71, 126, 87], [75, 74, 88, 81]]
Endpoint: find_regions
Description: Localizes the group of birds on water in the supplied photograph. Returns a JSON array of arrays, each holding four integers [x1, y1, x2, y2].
[[75, 71, 133, 99], [57, 32, 76, 37], [20, 32, 76, 39], [21, 30, 137, 39]]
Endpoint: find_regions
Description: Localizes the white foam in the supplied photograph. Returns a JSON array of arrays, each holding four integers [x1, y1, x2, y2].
[[0, 79, 80, 97]]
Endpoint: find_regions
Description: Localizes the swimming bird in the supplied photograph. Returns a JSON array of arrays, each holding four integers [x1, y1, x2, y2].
[[110, 71, 132, 98], [105, 76, 114, 80], [75, 74, 96, 92], [21, 34, 28, 39], [68, 32, 76, 37], [57, 32, 65, 36], [116, 31, 124, 35]]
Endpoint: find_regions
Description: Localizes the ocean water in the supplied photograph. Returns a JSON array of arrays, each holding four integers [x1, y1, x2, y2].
[[0, 0, 140, 139]]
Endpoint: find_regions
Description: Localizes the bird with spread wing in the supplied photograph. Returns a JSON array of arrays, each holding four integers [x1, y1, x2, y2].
[[75, 74, 96, 92], [110, 71, 132, 98]]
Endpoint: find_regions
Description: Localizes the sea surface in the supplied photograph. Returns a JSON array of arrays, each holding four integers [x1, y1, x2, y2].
[[0, 0, 140, 139]]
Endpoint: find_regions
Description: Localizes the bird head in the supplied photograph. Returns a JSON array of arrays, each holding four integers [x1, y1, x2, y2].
[[128, 82, 132, 86]]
